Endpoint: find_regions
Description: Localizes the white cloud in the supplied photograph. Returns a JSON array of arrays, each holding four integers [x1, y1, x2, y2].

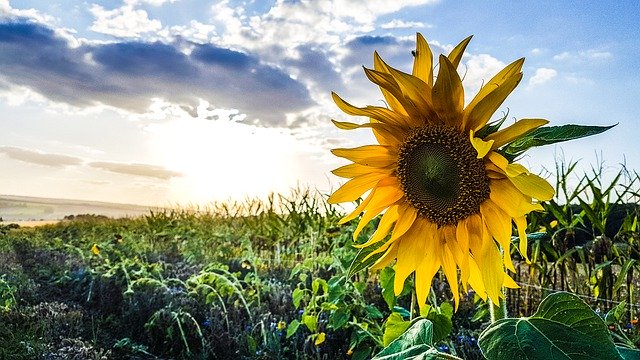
[[380, 19, 428, 29], [90, 4, 162, 38], [529, 67, 557, 86], [89, 161, 183, 180], [0, 146, 83, 167], [554, 49, 613, 62], [462, 54, 507, 96], [125, 0, 176, 6]]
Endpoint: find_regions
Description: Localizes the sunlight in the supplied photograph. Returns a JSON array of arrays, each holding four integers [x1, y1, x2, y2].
[[148, 117, 303, 205]]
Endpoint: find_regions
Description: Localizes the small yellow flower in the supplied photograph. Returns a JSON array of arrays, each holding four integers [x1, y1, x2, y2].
[[277, 320, 287, 330], [91, 243, 100, 255], [329, 33, 554, 309], [315, 332, 326, 346]]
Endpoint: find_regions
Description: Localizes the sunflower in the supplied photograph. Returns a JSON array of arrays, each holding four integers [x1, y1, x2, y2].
[[328, 33, 554, 309]]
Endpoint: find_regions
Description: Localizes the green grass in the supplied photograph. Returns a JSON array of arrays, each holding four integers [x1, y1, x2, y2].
[[1, 164, 639, 359]]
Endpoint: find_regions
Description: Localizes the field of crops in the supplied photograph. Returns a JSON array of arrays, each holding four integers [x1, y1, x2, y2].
[[1, 161, 640, 360]]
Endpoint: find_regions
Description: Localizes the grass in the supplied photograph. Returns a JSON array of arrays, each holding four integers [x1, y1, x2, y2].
[[1, 163, 639, 359]]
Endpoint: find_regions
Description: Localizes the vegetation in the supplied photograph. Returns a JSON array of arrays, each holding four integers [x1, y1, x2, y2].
[[1, 163, 640, 359]]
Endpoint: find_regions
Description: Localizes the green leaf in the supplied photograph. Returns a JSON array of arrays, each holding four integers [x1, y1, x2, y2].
[[613, 259, 636, 294], [365, 304, 384, 319], [424, 312, 452, 343], [328, 276, 346, 303], [479, 291, 623, 360], [392, 306, 412, 318], [286, 319, 300, 338], [380, 267, 396, 309], [329, 307, 350, 330], [382, 312, 411, 347], [292, 287, 304, 309], [604, 300, 627, 326], [501, 124, 616, 160], [347, 243, 386, 278], [302, 314, 318, 333], [352, 346, 373, 360], [374, 318, 434, 359], [618, 346, 640, 360]]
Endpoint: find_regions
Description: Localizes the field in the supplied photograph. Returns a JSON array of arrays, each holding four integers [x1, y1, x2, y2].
[[1, 163, 640, 360]]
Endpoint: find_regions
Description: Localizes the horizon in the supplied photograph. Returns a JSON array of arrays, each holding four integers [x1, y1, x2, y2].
[[1, 1, 639, 206]]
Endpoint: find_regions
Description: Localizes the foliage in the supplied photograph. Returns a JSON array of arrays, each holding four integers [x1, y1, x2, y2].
[[0, 161, 639, 360]]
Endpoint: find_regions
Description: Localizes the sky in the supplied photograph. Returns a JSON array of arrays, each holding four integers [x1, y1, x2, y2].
[[1, 0, 639, 207]]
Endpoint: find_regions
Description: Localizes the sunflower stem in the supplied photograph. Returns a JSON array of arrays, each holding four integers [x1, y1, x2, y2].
[[488, 293, 508, 323]]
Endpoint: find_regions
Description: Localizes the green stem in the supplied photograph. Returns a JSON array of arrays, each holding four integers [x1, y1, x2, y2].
[[437, 352, 464, 360], [489, 295, 508, 323]]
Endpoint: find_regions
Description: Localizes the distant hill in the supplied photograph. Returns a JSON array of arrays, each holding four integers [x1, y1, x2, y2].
[[0, 195, 160, 221]]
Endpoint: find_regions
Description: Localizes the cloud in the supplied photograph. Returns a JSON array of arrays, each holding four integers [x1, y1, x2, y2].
[[88, 161, 183, 180], [553, 49, 613, 62], [0, 19, 313, 126], [90, 4, 162, 38], [380, 19, 428, 29], [0, 146, 83, 167], [529, 67, 557, 86]]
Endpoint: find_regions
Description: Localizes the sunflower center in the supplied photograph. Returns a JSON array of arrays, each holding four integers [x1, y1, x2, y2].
[[397, 125, 490, 226]]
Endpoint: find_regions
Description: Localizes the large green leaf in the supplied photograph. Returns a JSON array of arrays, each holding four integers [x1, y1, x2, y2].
[[382, 312, 411, 346], [479, 292, 623, 360], [501, 124, 616, 160], [618, 346, 640, 359], [373, 319, 439, 360]]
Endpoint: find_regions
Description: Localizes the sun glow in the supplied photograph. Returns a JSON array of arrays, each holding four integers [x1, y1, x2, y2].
[[148, 118, 306, 206]]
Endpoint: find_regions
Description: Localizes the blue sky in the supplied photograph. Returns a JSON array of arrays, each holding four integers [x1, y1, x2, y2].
[[1, 0, 639, 206]]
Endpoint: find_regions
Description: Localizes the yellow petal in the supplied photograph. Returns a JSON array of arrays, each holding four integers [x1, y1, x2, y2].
[[364, 67, 420, 119], [489, 178, 544, 218], [503, 273, 519, 289], [352, 185, 404, 239], [462, 72, 523, 132], [441, 244, 460, 310], [480, 199, 515, 272], [412, 33, 434, 87], [454, 222, 471, 289], [354, 205, 399, 248], [432, 55, 464, 126], [394, 220, 429, 295], [469, 130, 494, 158], [389, 203, 418, 242], [338, 187, 375, 224], [328, 172, 388, 204], [479, 229, 504, 305], [509, 173, 555, 201], [371, 240, 399, 270], [331, 119, 406, 146], [467, 256, 487, 301], [465, 213, 484, 257], [485, 118, 549, 149], [374, 52, 434, 123], [463, 59, 524, 131], [514, 216, 530, 263], [414, 253, 441, 309], [361, 204, 418, 262], [331, 163, 393, 179], [331, 92, 415, 128], [331, 145, 395, 168], [448, 35, 472, 69], [445, 226, 469, 292]]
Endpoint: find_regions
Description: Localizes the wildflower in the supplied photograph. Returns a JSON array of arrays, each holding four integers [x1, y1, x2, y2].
[[315, 332, 326, 346], [329, 33, 554, 308], [91, 243, 100, 255], [277, 320, 287, 330]]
